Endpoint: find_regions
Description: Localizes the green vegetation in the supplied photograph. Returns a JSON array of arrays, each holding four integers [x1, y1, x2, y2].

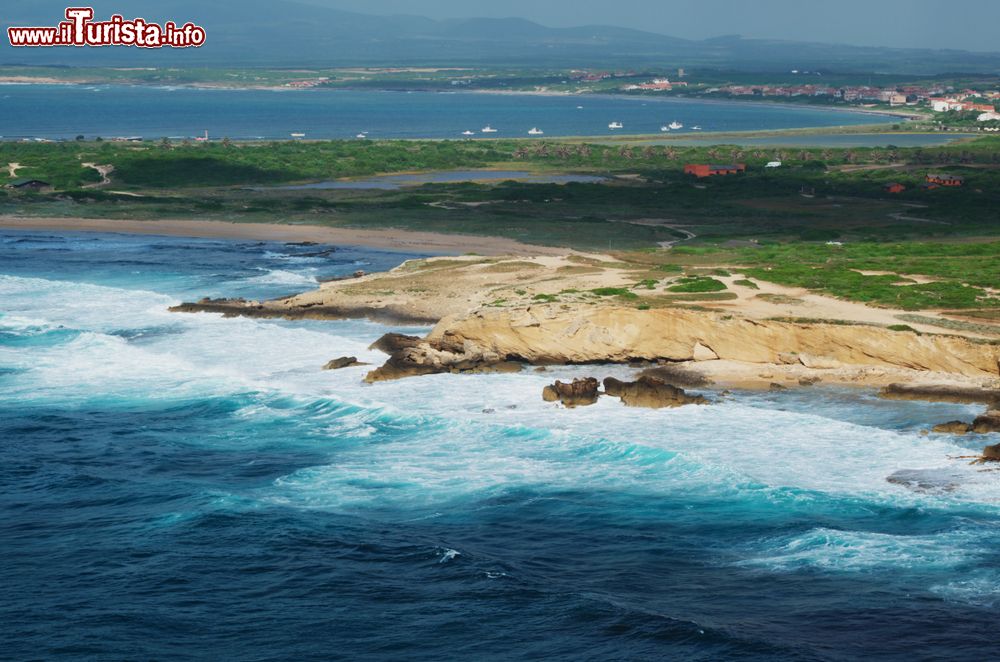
[[742, 264, 987, 309], [3, 135, 1000, 255], [667, 277, 728, 293], [591, 287, 640, 301], [643, 242, 1000, 310]]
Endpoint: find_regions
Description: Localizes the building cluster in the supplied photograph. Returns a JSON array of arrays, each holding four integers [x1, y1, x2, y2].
[[621, 78, 688, 92], [701, 83, 1000, 114], [569, 70, 637, 83], [284, 78, 330, 89]]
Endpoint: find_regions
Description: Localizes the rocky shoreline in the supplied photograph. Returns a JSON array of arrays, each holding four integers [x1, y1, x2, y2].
[[170, 254, 1000, 462]]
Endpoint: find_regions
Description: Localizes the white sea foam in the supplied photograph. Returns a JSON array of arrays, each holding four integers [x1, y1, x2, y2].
[[5, 270, 1000, 597], [932, 573, 1000, 607], [243, 268, 319, 287], [736, 527, 986, 572]]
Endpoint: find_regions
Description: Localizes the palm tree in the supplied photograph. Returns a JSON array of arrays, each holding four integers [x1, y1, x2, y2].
[[221, 136, 233, 148], [159, 137, 172, 150]]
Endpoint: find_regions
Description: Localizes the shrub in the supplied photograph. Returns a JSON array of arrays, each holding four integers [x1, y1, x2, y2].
[[667, 277, 728, 293]]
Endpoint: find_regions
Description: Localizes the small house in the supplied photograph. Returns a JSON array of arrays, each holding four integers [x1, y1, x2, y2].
[[6, 179, 51, 191], [883, 183, 906, 194], [684, 163, 747, 178], [926, 173, 964, 187]]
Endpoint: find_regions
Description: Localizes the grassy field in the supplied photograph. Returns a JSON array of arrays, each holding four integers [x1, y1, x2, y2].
[[1, 135, 998, 256], [621, 241, 1000, 310]]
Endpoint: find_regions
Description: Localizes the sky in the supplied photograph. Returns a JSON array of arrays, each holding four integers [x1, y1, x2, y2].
[[303, 0, 997, 52]]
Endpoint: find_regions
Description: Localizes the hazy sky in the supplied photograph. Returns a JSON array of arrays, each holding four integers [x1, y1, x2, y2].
[[304, 0, 997, 51]]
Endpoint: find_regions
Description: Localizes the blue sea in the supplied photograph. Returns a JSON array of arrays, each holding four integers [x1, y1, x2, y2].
[[3, 230, 1000, 661], [0, 85, 883, 141]]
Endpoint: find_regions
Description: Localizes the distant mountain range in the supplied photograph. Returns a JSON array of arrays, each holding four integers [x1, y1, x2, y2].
[[3, 0, 999, 74]]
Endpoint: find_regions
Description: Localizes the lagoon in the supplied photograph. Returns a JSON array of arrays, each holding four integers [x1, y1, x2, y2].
[[0, 85, 884, 141]]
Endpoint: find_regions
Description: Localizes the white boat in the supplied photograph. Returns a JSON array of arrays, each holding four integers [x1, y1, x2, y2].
[[660, 126, 671, 132], [692, 126, 703, 131], [290, 132, 306, 138], [481, 125, 498, 133], [576, 105, 584, 109], [528, 128, 544, 136], [356, 133, 367, 139], [668, 121, 683, 130], [462, 130, 475, 136], [608, 121, 623, 130]]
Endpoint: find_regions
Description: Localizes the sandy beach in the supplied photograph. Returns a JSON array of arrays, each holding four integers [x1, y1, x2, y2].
[[0, 216, 562, 256]]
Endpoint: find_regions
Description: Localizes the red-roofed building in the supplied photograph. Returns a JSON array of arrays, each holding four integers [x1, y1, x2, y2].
[[926, 173, 964, 187], [684, 164, 747, 178]]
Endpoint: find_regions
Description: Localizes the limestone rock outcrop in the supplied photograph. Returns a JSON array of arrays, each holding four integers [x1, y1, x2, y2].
[[323, 356, 369, 370], [931, 421, 973, 435], [426, 307, 1000, 378], [364, 332, 522, 383], [603, 376, 708, 409], [542, 378, 600, 408], [972, 411, 1000, 434]]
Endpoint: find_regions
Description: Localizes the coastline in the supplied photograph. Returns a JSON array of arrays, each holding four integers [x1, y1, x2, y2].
[[0, 216, 562, 256], [168, 253, 1000, 398], [0, 77, 917, 122]]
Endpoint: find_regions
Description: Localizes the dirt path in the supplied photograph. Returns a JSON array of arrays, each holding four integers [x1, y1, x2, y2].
[[6, 163, 23, 178], [81, 163, 114, 188], [608, 218, 696, 248]]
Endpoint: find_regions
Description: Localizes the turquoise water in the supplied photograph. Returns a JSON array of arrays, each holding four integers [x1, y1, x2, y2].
[[3, 230, 1000, 660], [0, 85, 882, 140]]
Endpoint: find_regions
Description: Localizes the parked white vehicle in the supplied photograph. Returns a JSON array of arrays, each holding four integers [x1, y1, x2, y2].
[[765, 161, 782, 168]]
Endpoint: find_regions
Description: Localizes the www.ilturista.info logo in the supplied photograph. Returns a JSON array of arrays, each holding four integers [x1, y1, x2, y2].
[[7, 7, 206, 48]]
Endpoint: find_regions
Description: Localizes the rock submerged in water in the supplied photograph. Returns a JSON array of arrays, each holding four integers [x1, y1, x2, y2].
[[603, 376, 708, 409], [887, 468, 960, 493], [972, 411, 1000, 434], [931, 421, 973, 435], [982, 444, 1000, 462], [323, 356, 369, 370], [542, 378, 600, 408], [879, 384, 1000, 407]]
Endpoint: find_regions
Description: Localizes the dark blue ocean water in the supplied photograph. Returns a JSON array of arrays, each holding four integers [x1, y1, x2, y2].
[[2, 230, 1000, 661], [0, 85, 883, 140]]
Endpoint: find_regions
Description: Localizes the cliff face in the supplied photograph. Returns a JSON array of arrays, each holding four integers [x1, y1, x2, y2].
[[425, 307, 1000, 377]]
